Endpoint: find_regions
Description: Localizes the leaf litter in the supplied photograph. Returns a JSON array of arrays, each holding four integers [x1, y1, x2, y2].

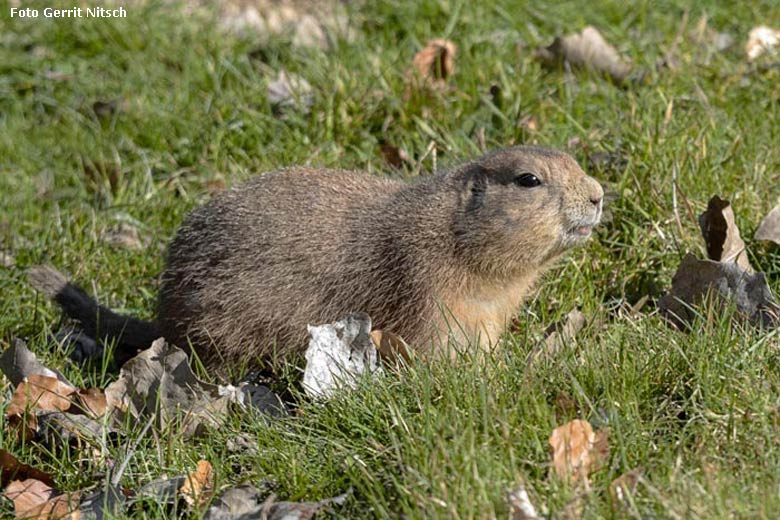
[[660, 195, 780, 330], [549, 419, 610, 484], [755, 205, 780, 245], [0, 332, 350, 519], [534, 26, 633, 84]]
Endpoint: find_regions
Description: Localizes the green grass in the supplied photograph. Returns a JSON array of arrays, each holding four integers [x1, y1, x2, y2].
[[2, 0, 780, 517]]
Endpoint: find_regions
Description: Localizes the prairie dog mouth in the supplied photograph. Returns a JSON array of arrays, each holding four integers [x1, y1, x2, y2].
[[571, 225, 593, 236]]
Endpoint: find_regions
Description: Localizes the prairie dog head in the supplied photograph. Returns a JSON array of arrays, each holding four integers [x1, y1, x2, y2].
[[453, 146, 603, 274]]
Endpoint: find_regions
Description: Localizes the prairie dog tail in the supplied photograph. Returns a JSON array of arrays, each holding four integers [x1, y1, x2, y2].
[[28, 265, 161, 363]]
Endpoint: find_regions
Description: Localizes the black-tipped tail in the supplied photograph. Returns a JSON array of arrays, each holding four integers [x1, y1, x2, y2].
[[28, 265, 161, 363]]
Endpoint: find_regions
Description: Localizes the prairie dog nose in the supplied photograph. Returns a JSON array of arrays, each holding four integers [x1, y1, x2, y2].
[[586, 177, 604, 206]]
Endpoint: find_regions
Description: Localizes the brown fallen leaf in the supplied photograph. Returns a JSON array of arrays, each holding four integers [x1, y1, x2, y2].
[[74, 388, 108, 418], [609, 467, 644, 508], [549, 419, 610, 482], [507, 479, 542, 520], [755, 205, 780, 245], [659, 253, 780, 330], [267, 70, 313, 114], [411, 39, 457, 89], [103, 222, 147, 251], [379, 144, 410, 169], [6, 375, 77, 418], [104, 338, 275, 437], [0, 339, 71, 388], [526, 310, 585, 368], [535, 26, 632, 84], [370, 329, 412, 363], [698, 196, 753, 272], [4, 478, 79, 520], [180, 460, 214, 509], [37, 412, 114, 448], [746, 26, 780, 61], [203, 484, 349, 520], [0, 450, 55, 489], [1, 251, 15, 268]]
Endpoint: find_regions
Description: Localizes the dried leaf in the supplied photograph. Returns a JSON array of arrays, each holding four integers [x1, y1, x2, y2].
[[203, 484, 349, 520], [549, 419, 609, 481], [74, 388, 108, 418], [746, 26, 780, 61], [507, 480, 542, 520], [6, 375, 77, 418], [0, 339, 70, 388], [535, 26, 632, 83], [267, 71, 313, 113], [92, 99, 120, 119], [1, 251, 15, 268], [203, 484, 262, 519], [519, 114, 539, 132], [659, 253, 780, 330], [0, 450, 55, 489], [755, 205, 780, 245], [379, 144, 410, 169], [609, 467, 644, 508], [37, 412, 114, 447], [370, 329, 412, 363], [180, 460, 214, 508], [103, 222, 147, 251], [527, 310, 585, 368], [104, 338, 272, 437], [412, 39, 457, 88], [76, 483, 126, 519], [698, 196, 753, 272], [302, 313, 382, 399], [4, 478, 79, 520]]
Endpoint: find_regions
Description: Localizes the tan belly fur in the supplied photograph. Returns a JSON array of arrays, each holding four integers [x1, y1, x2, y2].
[[436, 271, 539, 354]]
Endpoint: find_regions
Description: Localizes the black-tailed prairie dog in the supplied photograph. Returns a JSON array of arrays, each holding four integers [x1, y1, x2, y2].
[[30, 146, 603, 368]]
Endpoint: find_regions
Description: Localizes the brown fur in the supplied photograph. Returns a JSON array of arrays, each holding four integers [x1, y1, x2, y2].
[[156, 146, 603, 367]]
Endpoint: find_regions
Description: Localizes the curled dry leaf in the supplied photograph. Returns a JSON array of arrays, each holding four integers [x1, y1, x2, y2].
[[527, 309, 585, 368], [302, 313, 382, 399], [411, 39, 457, 89], [180, 460, 214, 508], [535, 26, 632, 84], [0, 450, 55, 489], [105, 338, 239, 437], [74, 388, 108, 418], [755, 205, 780, 245], [1, 251, 15, 268], [204, 483, 349, 520], [104, 338, 282, 437], [37, 412, 114, 448], [0, 339, 70, 388], [267, 70, 313, 113], [370, 329, 412, 363], [6, 375, 77, 418], [507, 480, 542, 520], [659, 254, 780, 330], [379, 144, 410, 169], [698, 195, 753, 272], [746, 26, 780, 61], [549, 419, 610, 482], [103, 222, 147, 251], [4, 478, 79, 520], [610, 467, 644, 508]]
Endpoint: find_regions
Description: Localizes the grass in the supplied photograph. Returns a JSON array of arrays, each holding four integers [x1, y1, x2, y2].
[[2, 0, 780, 517]]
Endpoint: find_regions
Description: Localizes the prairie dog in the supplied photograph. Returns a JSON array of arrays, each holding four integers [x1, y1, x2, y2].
[[30, 146, 603, 369]]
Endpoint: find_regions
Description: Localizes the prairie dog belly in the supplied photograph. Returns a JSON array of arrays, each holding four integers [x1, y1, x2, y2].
[[438, 271, 540, 353]]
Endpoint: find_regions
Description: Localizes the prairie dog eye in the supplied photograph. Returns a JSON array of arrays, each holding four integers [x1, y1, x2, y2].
[[513, 173, 542, 187]]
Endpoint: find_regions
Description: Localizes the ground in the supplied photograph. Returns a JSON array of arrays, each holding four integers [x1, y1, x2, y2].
[[1, 0, 780, 518]]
